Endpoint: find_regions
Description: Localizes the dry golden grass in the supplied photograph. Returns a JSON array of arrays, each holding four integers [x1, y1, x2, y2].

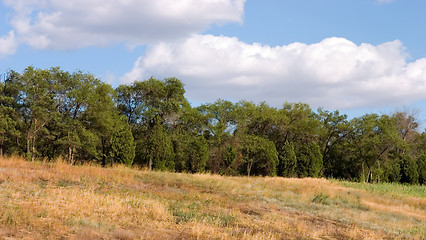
[[0, 156, 424, 239]]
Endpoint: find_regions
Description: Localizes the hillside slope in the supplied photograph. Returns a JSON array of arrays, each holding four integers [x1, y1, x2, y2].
[[0, 157, 424, 239]]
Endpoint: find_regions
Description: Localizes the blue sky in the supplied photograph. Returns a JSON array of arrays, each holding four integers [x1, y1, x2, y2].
[[1, 0, 426, 125]]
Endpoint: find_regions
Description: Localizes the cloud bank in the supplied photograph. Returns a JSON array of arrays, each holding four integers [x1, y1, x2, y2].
[[1, 0, 245, 52], [2, 0, 425, 111], [123, 35, 426, 109]]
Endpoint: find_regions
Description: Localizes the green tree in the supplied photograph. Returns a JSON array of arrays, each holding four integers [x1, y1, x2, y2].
[[317, 108, 350, 178], [417, 153, 426, 185], [83, 82, 124, 166], [399, 153, 419, 184], [116, 77, 188, 169], [239, 135, 278, 177], [0, 78, 17, 156], [1, 71, 21, 155], [296, 142, 322, 178], [185, 136, 208, 173], [14, 67, 58, 161], [280, 102, 320, 145], [116, 84, 141, 125], [171, 103, 212, 173], [222, 145, 237, 174], [199, 99, 238, 173], [55, 70, 98, 163], [279, 141, 297, 177], [237, 101, 280, 142], [415, 132, 426, 185], [110, 122, 135, 166], [140, 121, 175, 171], [350, 114, 403, 183]]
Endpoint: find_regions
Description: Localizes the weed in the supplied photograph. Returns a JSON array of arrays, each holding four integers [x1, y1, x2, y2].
[[57, 179, 79, 188], [216, 212, 237, 227], [36, 210, 48, 218], [65, 216, 76, 226], [169, 202, 198, 223], [5, 211, 14, 225], [37, 179, 48, 188], [312, 193, 331, 205]]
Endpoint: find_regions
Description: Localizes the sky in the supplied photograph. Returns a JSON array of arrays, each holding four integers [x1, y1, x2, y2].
[[1, 0, 426, 125]]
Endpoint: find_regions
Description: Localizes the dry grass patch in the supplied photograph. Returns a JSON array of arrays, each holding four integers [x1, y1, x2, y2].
[[0, 156, 424, 239]]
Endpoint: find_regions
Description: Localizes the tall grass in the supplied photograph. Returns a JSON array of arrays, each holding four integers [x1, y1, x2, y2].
[[0, 156, 424, 239]]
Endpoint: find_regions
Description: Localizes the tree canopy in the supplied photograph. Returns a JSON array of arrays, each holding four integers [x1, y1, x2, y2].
[[1, 67, 424, 185]]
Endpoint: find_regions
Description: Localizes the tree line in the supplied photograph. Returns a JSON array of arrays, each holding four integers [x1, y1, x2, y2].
[[0, 67, 425, 184]]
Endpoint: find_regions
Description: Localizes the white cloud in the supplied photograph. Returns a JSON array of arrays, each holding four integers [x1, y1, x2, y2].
[[2, 0, 245, 50], [0, 31, 18, 57], [122, 34, 426, 110], [103, 71, 116, 85], [377, 0, 393, 4]]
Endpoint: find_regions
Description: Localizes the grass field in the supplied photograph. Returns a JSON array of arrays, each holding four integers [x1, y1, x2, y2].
[[0, 156, 424, 239]]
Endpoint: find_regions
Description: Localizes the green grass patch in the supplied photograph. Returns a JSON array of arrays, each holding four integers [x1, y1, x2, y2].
[[312, 193, 331, 205], [334, 180, 426, 198], [57, 179, 80, 188], [169, 201, 238, 227]]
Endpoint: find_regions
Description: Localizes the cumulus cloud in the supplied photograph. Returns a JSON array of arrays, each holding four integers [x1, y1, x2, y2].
[[2, 0, 245, 50], [0, 31, 18, 57], [122, 35, 426, 109]]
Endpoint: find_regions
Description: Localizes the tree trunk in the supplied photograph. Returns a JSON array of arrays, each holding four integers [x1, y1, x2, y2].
[[0, 136, 4, 156], [376, 160, 381, 183], [27, 131, 31, 159], [31, 135, 36, 162], [367, 169, 372, 183], [101, 139, 106, 167], [71, 146, 75, 164], [362, 163, 365, 183], [149, 156, 153, 171], [68, 144, 73, 164], [31, 119, 37, 161], [247, 160, 253, 177]]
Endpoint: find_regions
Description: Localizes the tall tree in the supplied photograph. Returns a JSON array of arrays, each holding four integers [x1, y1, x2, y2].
[[117, 77, 188, 169], [239, 135, 278, 177], [0, 77, 17, 156], [317, 108, 350, 178], [83, 82, 124, 166], [13, 67, 58, 161], [279, 140, 297, 177], [222, 144, 237, 175], [350, 114, 403, 182], [141, 120, 175, 171], [296, 142, 322, 178], [110, 121, 135, 166], [55, 70, 98, 163], [415, 133, 426, 185]]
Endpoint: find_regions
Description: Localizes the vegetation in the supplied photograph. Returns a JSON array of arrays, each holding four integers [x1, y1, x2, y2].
[[0, 156, 424, 239], [0, 67, 425, 185]]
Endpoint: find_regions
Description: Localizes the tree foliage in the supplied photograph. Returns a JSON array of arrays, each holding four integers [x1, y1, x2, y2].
[[111, 122, 135, 166], [1, 66, 425, 185], [279, 141, 297, 177], [239, 135, 278, 177]]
